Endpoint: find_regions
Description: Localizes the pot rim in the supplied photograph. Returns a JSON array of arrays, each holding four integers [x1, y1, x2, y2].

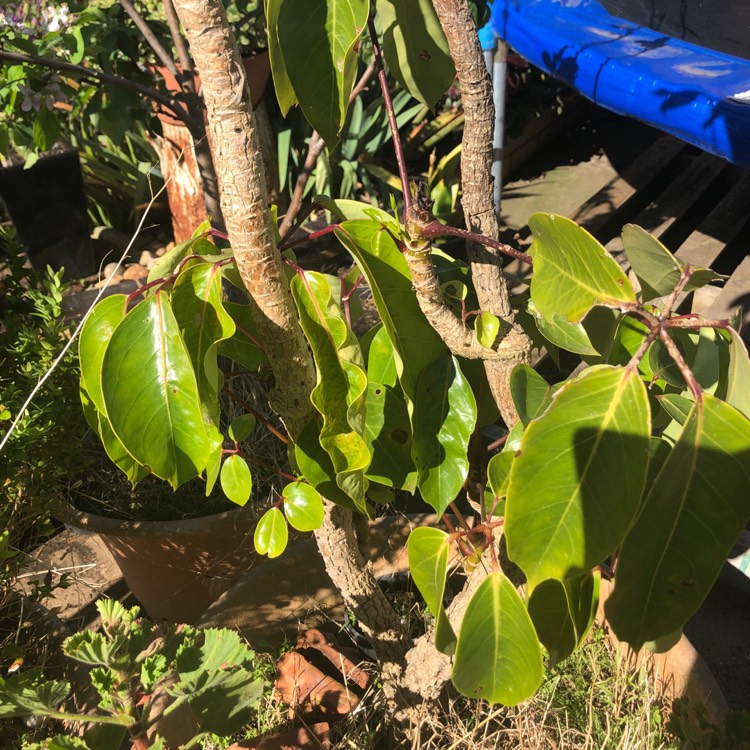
[[60, 501, 256, 538]]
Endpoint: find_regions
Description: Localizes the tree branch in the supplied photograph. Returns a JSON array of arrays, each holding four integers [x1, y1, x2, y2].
[[0, 49, 197, 129], [119, 0, 178, 76]]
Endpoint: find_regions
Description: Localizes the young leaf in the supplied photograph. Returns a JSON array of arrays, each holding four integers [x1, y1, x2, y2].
[[375, 0, 455, 108], [335, 220, 447, 406], [605, 395, 750, 650], [452, 573, 543, 705], [486, 451, 513, 511], [505, 366, 650, 588], [228, 414, 256, 443], [282, 482, 325, 531], [529, 213, 635, 324], [621, 224, 726, 301], [366, 325, 398, 387], [475, 311, 500, 349], [220, 455, 253, 506], [509, 364, 551, 426], [411, 356, 476, 518], [277, 0, 369, 146], [101, 294, 211, 488], [205, 443, 222, 496], [290, 271, 370, 513], [254, 507, 289, 558], [408, 527, 456, 654], [79, 294, 127, 414]]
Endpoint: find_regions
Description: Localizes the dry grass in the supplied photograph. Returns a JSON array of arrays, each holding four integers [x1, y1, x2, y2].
[[320, 626, 677, 750]]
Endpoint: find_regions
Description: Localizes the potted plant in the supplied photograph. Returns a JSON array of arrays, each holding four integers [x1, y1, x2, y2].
[[57, 0, 750, 739]]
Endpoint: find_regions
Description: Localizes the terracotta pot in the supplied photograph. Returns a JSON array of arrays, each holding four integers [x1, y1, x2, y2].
[[62, 504, 258, 624]]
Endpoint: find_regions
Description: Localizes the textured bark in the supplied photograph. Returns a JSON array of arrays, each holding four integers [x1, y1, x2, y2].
[[431, 0, 532, 425], [315, 502, 409, 708], [172, 0, 314, 440]]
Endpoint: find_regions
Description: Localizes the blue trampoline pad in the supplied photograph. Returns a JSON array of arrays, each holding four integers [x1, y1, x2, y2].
[[489, 0, 750, 167]]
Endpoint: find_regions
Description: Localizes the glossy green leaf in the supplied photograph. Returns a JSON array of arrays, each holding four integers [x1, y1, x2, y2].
[[411, 356, 476, 517], [528, 571, 600, 665], [336, 220, 447, 406], [529, 213, 635, 324], [171, 262, 236, 429], [295, 419, 360, 511], [475, 311, 500, 349], [265, 0, 298, 115], [364, 383, 417, 492], [277, 0, 369, 145], [658, 394, 693, 425], [291, 271, 370, 512], [78, 294, 127, 414], [147, 235, 218, 286], [408, 527, 456, 654], [605, 395, 750, 649], [101, 294, 211, 488], [317, 197, 400, 229], [254, 507, 288, 558], [452, 573, 543, 705], [487, 451, 513, 497], [220, 455, 253, 506], [80, 386, 147, 486], [282, 481, 325, 531], [217, 302, 268, 372], [228, 414, 256, 443], [621, 224, 727, 301], [727, 328, 750, 419], [375, 0, 455, 107], [505, 366, 650, 588], [509, 365, 552, 427]]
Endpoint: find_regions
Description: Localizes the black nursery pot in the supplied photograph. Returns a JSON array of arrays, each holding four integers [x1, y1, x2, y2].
[[0, 149, 94, 277]]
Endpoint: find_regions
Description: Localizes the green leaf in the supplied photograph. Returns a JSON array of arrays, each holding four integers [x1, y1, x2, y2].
[[317, 197, 400, 229], [265, 0, 299, 115], [220, 455, 252, 506], [726, 328, 750, 419], [254, 507, 289, 558], [475, 311, 500, 349], [452, 573, 543, 705], [0, 670, 70, 719], [171, 262, 236, 430], [486, 451, 513, 513], [205, 443, 222, 496], [217, 302, 268, 372], [366, 324, 398, 387], [282, 481, 325, 531], [505, 366, 650, 588], [529, 305, 598, 356], [658, 394, 693, 425], [78, 294, 127, 414], [364, 382, 417, 492], [277, 0, 369, 145], [408, 527, 456, 654], [527, 572, 600, 665], [509, 364, 551, 427], [80, 387, 147, 486], [621, 224, 727, 301], [228, 414, 256, 443], [335, 220, 447, 406], [411, 356, 476, 518], [459, 358, 501, 427], [101, 293, 211, 488], [375, 0, 455, 107], [295, 418, 360, 511], [529, 213, 636, 324], [605, 395, 750, 649], [291, 271, 370, 512]]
